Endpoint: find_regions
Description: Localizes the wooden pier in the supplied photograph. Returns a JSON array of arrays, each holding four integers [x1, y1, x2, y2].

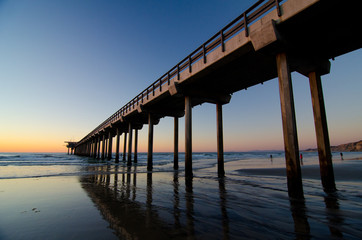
[[72, 0, 362, 198]]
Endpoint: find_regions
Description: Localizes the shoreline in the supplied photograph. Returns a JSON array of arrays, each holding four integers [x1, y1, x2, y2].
[[237, 158, 362, 181]]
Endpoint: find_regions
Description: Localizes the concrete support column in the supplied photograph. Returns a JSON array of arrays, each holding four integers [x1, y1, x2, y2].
[[104, 138, 108, 158], [89, 141, 92, 157], [147, 113, 154, 171], [276, 52, 303, 199], [96, 137, 100, 159], [115, 128, 120, 163], [91, 140, 94, 157], [134, 129, 138, 163], [185, 96, 192, 177], [123, 132, 127, 162], [309, 71, 336, 192], [127, 123, 133, 166], [101, 134, 106, 160], [108, 131, 113, 160], [97, 137, 101, 159], [91, 141, 93, 156], [216, 103, 225, 177], [94, 138, 98, 158], [174, 117, 179, 170]]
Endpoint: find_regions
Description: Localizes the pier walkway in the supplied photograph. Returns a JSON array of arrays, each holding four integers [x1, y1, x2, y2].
[[73, 0, 362, 198]]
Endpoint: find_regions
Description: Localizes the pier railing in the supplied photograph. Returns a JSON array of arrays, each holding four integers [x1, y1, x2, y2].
[[78, 0, 283, 144]]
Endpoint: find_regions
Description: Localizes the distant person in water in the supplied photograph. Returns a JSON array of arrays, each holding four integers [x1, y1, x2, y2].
[[300, 153, 303, 165], [270, 154, 273, 163], [340, 152, 344, 160]]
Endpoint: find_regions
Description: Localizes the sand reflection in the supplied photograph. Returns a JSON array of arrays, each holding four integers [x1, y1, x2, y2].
[[80, 165, 235, 239], [78, 164, 358, 239]]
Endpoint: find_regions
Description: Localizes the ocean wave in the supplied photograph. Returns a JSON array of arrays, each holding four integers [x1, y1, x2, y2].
[[0, 154, 21, 159]]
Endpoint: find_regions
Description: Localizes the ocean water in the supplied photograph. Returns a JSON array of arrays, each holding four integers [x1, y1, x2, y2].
[[1, 151, 362, 239]]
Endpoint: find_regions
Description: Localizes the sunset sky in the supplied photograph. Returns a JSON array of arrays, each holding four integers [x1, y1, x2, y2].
[[0, 0, 361, 153]]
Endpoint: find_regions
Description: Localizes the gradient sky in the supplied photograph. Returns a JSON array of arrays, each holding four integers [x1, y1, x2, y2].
[[0, 0, 361, 153]]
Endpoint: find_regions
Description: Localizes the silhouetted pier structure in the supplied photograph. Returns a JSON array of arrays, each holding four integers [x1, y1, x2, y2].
[[72, 0, 361, 198], [65, 141, 76, 155]]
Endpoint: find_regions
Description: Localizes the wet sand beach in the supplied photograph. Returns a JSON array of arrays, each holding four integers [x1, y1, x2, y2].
[[1, 152, 362, 239]]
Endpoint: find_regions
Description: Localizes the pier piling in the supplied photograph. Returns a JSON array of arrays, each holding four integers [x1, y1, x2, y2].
[[123, 132, 127, 162], [216, 103, 225, 177], [101, 134, 106, 160], [115, 128, 120, 163], [174, 117, 179, 170], [134, 129, 138, 163], [277, 52, 304, 199], [148, 113, 154, 171], [185, 96, 192, 177], [107, 131, 113, 160], [309, 71, 336, 192], [128, 123, 133, 166], [97, 136, 101, 159]]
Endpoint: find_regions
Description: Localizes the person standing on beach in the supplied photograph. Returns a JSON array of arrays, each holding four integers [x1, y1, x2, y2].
[[270, 154, 273, 163], [340, 152, 344, 160], [300, 153, 303, 165]]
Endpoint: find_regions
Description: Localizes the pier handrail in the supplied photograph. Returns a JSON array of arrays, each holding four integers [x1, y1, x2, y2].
[[77, 0, 283, 145]]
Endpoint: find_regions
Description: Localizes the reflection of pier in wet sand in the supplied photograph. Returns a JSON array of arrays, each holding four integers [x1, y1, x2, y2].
[[80, 166, 193, 239], [80, 166, 349, 239]]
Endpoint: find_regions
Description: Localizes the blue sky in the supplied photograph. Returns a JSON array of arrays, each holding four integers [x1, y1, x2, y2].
[[0, 0, 361, 152]]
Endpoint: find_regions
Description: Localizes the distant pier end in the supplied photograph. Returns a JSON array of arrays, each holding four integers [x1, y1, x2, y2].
[[65, 141, 77, 155]]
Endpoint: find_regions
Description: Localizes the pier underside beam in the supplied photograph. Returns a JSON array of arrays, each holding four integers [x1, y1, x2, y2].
[[276, 52, 304, 199], [309, 71, 336, 192]]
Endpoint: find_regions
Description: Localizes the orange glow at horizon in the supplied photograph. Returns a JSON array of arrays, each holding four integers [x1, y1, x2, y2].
[[0, 138, 66, 153]]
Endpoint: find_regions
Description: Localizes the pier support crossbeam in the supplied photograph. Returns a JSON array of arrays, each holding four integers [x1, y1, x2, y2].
[[276, 52, 304, 199]]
